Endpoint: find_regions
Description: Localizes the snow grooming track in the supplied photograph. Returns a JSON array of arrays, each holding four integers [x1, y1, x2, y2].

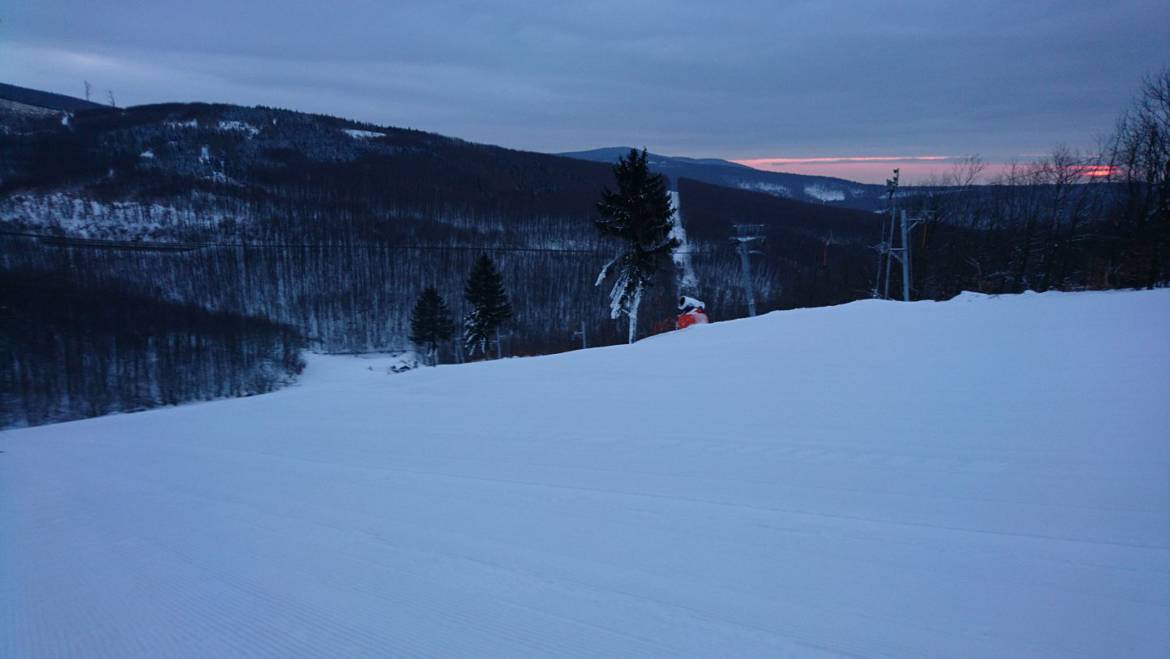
[[2, 289, 1169, 658]]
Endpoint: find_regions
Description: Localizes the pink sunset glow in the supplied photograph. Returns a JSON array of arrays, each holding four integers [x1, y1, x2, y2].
[[1079, 164, 1116, 178], [733, 155, 992, 184]]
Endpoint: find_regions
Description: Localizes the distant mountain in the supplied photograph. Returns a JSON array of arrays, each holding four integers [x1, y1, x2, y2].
[[0, 82, 105, 135], [0, 82, 104, 113], [0, 95, 881, 358], [559, 147, 890, 211]]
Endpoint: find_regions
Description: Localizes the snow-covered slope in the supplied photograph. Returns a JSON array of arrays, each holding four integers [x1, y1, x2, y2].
[[3, 290, 1169, 657]]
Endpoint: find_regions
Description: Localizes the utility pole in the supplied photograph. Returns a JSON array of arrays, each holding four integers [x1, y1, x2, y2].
[[884, 169, 900, 299], [900, 210, 912, 301], [572, 321, 587, 350], [731, 224, 765, 316], [874, 169, 899, 299]]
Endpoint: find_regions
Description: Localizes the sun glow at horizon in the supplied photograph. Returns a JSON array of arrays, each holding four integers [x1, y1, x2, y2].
[[731, 155, 974, 183], [727, 155, 1110, 184]]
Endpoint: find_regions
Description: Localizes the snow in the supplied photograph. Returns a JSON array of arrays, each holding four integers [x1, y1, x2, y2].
[[803, 184, 846, 202], [737, 180, 792, 197], [342, 128, 384, 139], [217, 120, 260, 137], [3, 290, 1169, 657], [0, 192, 232, 240], [338, 351, 422, 374], [667, 190, 698, 289]]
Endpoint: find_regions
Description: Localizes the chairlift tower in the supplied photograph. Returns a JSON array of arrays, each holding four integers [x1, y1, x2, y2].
[[874, 169, 899, 299], [887, 210, 928, 302], [731, 224, 765, 316]]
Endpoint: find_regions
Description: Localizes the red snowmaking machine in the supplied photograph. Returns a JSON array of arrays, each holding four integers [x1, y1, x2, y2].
[[676, 296, 709, 330]]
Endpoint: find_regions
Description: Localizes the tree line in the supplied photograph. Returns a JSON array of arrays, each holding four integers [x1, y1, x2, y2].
[[901, 69, 1169, 296], [1, 269, 304, 428]]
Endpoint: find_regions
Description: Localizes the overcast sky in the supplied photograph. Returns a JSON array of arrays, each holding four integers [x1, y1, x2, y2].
[[3, 0, 1167, 182]]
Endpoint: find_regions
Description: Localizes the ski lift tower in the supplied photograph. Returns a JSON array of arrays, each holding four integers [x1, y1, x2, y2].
[[890, 209, 930, 302], [874, 168, 899, 299], [731, 224, 765, 316]]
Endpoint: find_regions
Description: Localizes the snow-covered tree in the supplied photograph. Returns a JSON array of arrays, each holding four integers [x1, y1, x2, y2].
[[409, 287, 454, 365], [595, 148, 679, 343], [463, 254, 512, 359]]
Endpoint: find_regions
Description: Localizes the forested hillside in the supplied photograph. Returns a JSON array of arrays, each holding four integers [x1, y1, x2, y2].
[[2, 71, 1166, 427], [0, 100, 886, 357]]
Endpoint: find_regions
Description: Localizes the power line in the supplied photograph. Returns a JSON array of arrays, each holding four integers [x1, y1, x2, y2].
[[0, 231, 720, 256]]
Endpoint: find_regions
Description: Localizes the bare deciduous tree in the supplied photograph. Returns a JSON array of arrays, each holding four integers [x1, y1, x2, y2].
[[1108, 67, 1170, 287]]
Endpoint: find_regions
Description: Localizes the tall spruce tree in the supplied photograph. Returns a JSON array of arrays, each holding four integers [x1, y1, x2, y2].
[[463, 254, 513, 359], [595, 148, 680, 343], [409, 286, 454, 365]]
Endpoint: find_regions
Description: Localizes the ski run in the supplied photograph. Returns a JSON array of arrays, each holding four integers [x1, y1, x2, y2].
[[2, 289, 1169, 657]]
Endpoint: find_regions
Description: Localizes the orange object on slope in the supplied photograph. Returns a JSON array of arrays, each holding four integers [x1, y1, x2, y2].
[[676, 296, 709, 329]]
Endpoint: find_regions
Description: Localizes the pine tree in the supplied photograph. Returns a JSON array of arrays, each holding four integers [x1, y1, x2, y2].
[[463, 254, 513, 359], [409, 286, 455, 365], [595, 148, 680, 343]]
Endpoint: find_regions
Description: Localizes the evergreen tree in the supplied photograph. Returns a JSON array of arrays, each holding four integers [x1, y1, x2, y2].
[[409, 286, 455, 365], [595, 148, 680, 343], [463, 254, 513, 359]]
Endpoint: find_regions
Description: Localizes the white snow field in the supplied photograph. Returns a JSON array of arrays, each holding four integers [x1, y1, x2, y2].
[[3, 290, 1169, 658]]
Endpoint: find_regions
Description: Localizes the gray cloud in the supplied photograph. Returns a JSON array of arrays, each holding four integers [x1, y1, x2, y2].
[[2, 0, 1167, 180]]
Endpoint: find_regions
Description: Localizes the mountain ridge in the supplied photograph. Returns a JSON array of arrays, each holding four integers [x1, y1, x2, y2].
[[559, 146, 889, 210], [0, 82, 104, 113]]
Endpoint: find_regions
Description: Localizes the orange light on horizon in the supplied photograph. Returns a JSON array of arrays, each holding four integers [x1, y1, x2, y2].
[[1080, 165, 1115, 178], [729, 155, 1117, 184]]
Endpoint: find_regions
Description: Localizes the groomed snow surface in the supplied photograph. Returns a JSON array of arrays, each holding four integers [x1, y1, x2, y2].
[[3, 290, 1169, 658]]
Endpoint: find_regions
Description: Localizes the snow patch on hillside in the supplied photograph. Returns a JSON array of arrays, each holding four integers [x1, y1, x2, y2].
[[803, 184, 846, 202], [0, 192, 239, 240], [736, 180, 792, 197], [343, 128, 384, 139], [217, 120, 260, 137]]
